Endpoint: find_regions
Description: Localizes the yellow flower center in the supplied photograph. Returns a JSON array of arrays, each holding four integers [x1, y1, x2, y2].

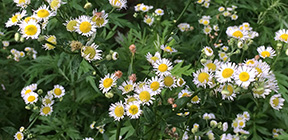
[[239, 72, 250, 82], [50, 0, 60, 10], [66, 20, 77, 31], [239, 121, 244, 127], [46, 36, 56, 50], [158, 64, 168, 72], [24, 25, 37, 36], [44, 98, 52, 104], [151, 56, 159, 62], [17, 133, 23, 139], [42, 106, 51, 114], [198, 72, 209, 83], [260, 51, 270, 58], [204, 27, 211, 33], [37, 9, 50, 18], [222, 68, 234, 78], [82, 46, 96, 59], [255, 67, 262, 74], [203, 20, 209, 25], [129, 105, 139, 115], [27, 96, 36, 102], [11, 14, 20, 23], [246, 60, 254, 65], [54, 88, 62, 96], [127, 97, 137, 103], [146, 18, 152, 24], [232, 121, 238, 128], [114, 105, 124, 117], [150, 81, 160, 91], [206, 63, 216, 71], [139, 91, 151, 102], [222, 85, 234, 96], [157, 10, 162, 14], [219, 8, 224, 11], [220, 53, 226, 57], [232, 30, 243, 38], [272, 97, 279, 106], [164, 46, 173, 52], [79, 21, 92, 33], [182, 93, 189, 97], [280, 33, 288, 41], [164, 76, 174, 86], [191, 95, 199, 102], [103, 78, 113, 88], [124, 84, 133, 92], [25, 89, 32, 95], [142, 6, 147, 11], [92, 17, 105, 27], [178, 78, 184, 86], [111, 0, 122, 8]]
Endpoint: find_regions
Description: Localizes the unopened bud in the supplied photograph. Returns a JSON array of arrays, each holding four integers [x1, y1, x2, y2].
[[106, 54, 112, 60], [234, 49, 241, 54], [172, 127, 176, 133], [114, 70, 123, 79], [109, 50, 114, 54], [129, 44, 136, 55], [60, 97, 63, 102], [129, 74, 137, 82], [93, 71, 96, 75], [37, 89, 43, 95], [25, 105, 31, 110], [208, 133, 214, 140], [28, 133, 33, 139], [19, 126, 25, 132], [286, 49, 288, 56], [172, 104, 177, 108], [277, 43, 283, 47], [105, 92, 114, 98], [14, 33, 20, 41], [191, 127, 198, 134], [37, 35, 45, 42], [210, 120, 217, 127], [20, 37, 25, 42], [237, 41, 243, 48], [255, 55, 260, 60], [200, 59, 207, 64], [167, 98, 174, 104], [112, 52, 119, 60], [33, 106, 38, 110], [84, 2, 92, 9]]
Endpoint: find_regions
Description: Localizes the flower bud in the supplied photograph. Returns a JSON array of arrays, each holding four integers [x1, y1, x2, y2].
[[93, 71, 96, 75], [286, 49, 288, 56], [20, 37, 25, 42], [277, 42, 283, 47], [172, 127, 176, 133], [243, 44, 248, 50], [237, 41, 243, 48], [37, 89, 43, 95], [172, 104, 177, 108], [14, 33, 20, 42], [112, 52, 118, 60], [167, 98, 174, 104], [20, 126, 25, 132], [208, 133, 214, 140], [106, 54, 112, 60], [25, 105, 31, 110], [84, 2, 92, 9], [191, 127, 198, 134], [129, 44, 136, 55], [210, 120, 217, 127], [105, 92, 114, 98], [200, 59, 207, 64], [129, 74, 137, 82], [114, 70, 123, 79], [254, 55, 260, 60], [37, 35, 45, 42]]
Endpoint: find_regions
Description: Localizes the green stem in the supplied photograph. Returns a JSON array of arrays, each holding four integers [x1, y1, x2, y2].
[[26, 116, 39, 130], [163, 0, 193, 45], [109, 8, 116, 14], [116, 121, 121, 140], [271, 43, 284, 69], [240, 49, 245, 62], [91, 61, 104, 77]]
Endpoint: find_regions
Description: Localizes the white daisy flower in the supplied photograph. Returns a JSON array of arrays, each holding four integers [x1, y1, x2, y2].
[[231, 14, 238, 20], [99, 73, 117, 93], [109, 0, 127, 9], [270, 94, 285, 111], [109, 101, 125, 121], [213, 24, 220, 31], [118, 80, 135, 94], [52, 85, 65, 98], [144, 16, 154, 26], [139, 4, 153, 12], [215, 62, 237, 83], [153, 58, 173, 77], [19, 20, 41, 39], [178, 89, 191, 98], [222, 46, 229, 52], [83, 137, 94, 140], [64, 18, 78, 32], [124, 95, 139, 104], [126, 101, 142, 119], [191, 95, 201, 104], [155, 8, 164, 16], [92, 9, 108, 28], [19, 51, 25, 57], [134, 3, 143, 11], [203, 46, 213, 56], [203, 2, 210, 8], [14, 131, 24, 140], [21, 83, 37, 98], [242, 111, 250, 121], [148, 76, 164, 94], [75, 15, 96, 37], [223, 11, 231, 17], [226, 26, 248, 39], [193, 68, 213, 88], [222, 122, 228, 132], [254, 60, 270, 77], [81, 43, 102, 62], [160, 45, 177, 54], [43, 35, 57, 50], [2, 41, 9, 47], [219, 84, 237, 100], [136, 85, 155, 106], [48, 0, 66, 11], [234, 66, 256, 88], [24, 92, 38, 104], [176, 77, 186, 87], [257, 46, 276, 59], [112, 52, 119, 60], [274, 29, 288, 43], [5, 10, 26, 27], [40, 105, 53, 116], [163, 75, 177, 89], [14, 0, 30, 8], [244, 58, 257, 67], [146, 52, 161, 64], [197, 0, 204, 4], [202, 59, 220, 71], [34, 5, 56, 21], [218, 6, 225, 12], [42, 95, 54, 105], [177, 23, 190, 32], [203, 26, 212, 35]]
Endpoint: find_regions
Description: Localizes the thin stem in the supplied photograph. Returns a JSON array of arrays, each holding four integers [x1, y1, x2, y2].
[[109, 8, 116, 14], [271, 43, 284, 69], [26, 116, 39, 130], [116, 121, 121, 140], [240, 49, 245, 62]]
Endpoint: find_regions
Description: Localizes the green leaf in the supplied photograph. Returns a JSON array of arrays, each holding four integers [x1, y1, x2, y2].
[[171, 62, 194, 77], [143, 106, 155, 123]]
